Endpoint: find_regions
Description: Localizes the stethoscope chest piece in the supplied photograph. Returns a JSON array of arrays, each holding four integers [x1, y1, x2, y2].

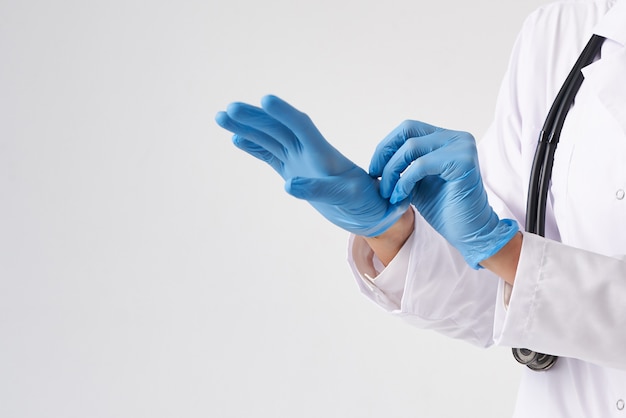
[[512, 348, 558, 371]]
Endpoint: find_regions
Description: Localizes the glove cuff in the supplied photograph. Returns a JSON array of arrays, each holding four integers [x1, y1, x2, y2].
[[465, 218, 520, 269], [360, 200, 411, 238]]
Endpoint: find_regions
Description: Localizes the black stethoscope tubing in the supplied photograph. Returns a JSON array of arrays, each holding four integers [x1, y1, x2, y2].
[[513, 34, 606, 371]]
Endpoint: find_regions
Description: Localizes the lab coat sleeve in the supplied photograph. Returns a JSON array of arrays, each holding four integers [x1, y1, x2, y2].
[[348, 207, 501, 349], [493, 234, 626, 371]]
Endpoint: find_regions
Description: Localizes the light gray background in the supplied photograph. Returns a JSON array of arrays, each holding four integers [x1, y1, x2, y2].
[[1, 1, 548, 417]]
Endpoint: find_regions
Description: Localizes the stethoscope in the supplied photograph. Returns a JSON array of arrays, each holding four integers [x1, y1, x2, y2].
[[511, 34, 606, 371]]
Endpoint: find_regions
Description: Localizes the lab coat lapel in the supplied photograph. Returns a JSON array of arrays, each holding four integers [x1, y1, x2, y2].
[[581, 47, 626, 136]]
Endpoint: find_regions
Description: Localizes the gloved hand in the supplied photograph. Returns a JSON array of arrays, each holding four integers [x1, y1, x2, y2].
[[215, 95, 409, 237], [369, 120, 519, 268]]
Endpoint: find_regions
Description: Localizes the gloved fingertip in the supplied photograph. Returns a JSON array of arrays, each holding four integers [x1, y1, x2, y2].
[[376, 179, 392, 200], [261, 94, 281, 109], [284, 177, 306, 199], [389, 189, 406, 205], [262, 93, 279, 100], [214, 111, 229, 127], [226, 102, 246, 118], [261, 95, 298, 118], [231, 134, 242, 146], [368, 167, 381, 178]]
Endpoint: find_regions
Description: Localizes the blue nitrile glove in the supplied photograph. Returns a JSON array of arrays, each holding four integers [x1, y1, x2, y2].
[[215, 95, 409, 237], [369, 120, 519, 268]]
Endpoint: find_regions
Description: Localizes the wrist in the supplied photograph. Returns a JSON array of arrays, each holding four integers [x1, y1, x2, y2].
[[363, 208, 415, 266], [462, 217, 520, 269], [480, 231, 523, 285]]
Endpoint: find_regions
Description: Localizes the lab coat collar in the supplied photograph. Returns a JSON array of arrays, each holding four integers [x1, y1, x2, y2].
[[580, 0, 626, 136], [582, 47, 626, 136], [593, 0, 626, 47]]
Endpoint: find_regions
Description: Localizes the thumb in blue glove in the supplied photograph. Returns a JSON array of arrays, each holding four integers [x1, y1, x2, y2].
[[215, 95, 409, 237], [369, 120, 519, 268]]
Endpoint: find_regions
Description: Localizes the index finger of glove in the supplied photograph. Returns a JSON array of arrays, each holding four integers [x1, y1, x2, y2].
[[369, 120, 440, 177], [378, 128, 451, 199], [260, 95, 327, 149], [215, 111, 288, 160], [226, 102, 299, 153], [389, 145, 457, 204]]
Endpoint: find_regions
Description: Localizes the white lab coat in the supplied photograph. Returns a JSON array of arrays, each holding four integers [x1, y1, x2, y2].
[[348, 0, 626, 416]]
